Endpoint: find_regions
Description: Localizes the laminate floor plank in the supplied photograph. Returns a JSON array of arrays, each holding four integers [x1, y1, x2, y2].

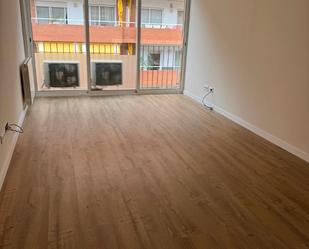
[[0, 95, 308, 249]]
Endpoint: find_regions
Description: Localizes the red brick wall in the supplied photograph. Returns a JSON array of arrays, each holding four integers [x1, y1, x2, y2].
[[32, 24, 182, 45]]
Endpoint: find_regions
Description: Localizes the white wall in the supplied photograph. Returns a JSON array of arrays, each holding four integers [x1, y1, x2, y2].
[[185, 0, 309, 161], [0, 0, 26, 187]]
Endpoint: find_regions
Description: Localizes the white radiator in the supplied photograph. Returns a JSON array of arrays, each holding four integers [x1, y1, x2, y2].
[[20, 57, 35, 106]]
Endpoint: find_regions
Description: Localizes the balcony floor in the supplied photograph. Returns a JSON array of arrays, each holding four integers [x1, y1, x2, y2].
[[0, 95, 309, 249]]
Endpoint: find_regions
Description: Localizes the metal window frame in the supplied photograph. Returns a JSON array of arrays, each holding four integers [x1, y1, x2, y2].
[[136, 0, 191, 94], [21, 0, 191, 97], [20, 0, 39, 93], [179, 0, 191, 93], [84, 0, 92, 92]]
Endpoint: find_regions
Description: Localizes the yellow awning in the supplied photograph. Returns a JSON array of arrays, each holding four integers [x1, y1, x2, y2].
[[117, 0, 123, 26]]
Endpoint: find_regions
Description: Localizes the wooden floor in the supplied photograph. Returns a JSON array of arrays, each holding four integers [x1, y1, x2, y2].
[[0, 95, 309, 249]]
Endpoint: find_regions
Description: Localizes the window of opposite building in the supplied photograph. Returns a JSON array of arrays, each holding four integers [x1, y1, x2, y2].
[[89, 5, 116, 26], [148, 53, 161, 70], [36, 6, 67, 24], [141, 8, 163, 27], [177, 10, 184, 25]]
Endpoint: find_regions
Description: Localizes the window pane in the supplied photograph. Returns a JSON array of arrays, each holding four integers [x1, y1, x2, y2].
[[177, 11, 184, 25], [148, 53, 160, 70], [109, 7, 116, 25], [88, 0, 138, 91], [140, 0, 186, 90], [90, 6, 100, 25], [31, 1, 87, 91], [100, 6, 106, 24], [37, 6, 49, 24], [150, 9, 162, 25], [175, 51, 182, 67], [141, 9, 149, 25], [100, 6, 115, 26], [51, 7, 66, 24]]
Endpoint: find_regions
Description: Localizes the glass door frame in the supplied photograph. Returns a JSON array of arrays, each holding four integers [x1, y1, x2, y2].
[[136, 0, 191, 95], [22, 0, 191, 96], [20, 0, 38, 94], [85, 0, 140, 96]]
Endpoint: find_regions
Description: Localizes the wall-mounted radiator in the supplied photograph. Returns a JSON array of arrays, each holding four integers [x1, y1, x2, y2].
[[20, 57, 35, 107]]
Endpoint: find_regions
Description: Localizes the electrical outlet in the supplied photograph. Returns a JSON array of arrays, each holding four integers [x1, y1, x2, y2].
[[203, 85, 215, 92]]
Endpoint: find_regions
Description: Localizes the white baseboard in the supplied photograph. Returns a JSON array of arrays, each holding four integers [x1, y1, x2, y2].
[[184, 90, 309, 163], [0, 107, 28, 190], [36, 90, 88, 97]]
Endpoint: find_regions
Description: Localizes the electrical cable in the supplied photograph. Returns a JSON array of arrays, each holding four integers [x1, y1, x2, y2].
[[0, 123, 24, 145], [202, 89, 214, 111], [6, 124, 24, 134]]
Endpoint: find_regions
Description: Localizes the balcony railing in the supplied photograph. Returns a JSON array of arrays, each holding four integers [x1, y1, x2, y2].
[[32, 18, 183, 29], [140, 45, 182, 89]]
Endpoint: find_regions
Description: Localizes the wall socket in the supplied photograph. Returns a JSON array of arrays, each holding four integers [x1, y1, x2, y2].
[[203, 85, 215, 92]]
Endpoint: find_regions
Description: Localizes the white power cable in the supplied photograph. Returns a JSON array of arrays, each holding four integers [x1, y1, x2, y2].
[[0, 123, 23, 145], [202, 88, 214, 111]]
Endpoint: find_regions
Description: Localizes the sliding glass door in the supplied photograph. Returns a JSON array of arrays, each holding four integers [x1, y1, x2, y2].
[[139, 0, 186, 90], [29, 0, 88, 91], [27, 0, 189, 94], [88, 0, 138, 92]]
